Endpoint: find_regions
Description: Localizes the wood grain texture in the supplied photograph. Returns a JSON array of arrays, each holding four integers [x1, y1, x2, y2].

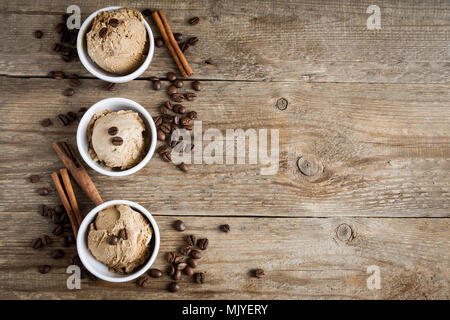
[[0, 215, 448, 299], [1, 77, 449, 217], [0, 0, 449, 82]]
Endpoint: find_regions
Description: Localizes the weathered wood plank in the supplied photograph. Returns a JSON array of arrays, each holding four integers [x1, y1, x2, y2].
[[0, 0, 449, 82], [1, 77, 449, 217], [0, 216, 448, 299]]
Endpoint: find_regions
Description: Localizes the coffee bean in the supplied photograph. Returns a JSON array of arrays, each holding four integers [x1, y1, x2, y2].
[[194, 272, 206, 284], [173, 220, 186, 231], [154, 116, 162, 127], [51, 249, 64, 259], [39, 205, 48, 217], [220, 224, 231, 233], [40, 118, 53, 127], [38, 265, 51, 274], [168, 282, 180, 292], [152, 80, 161, 90], [149, 76, 159, 81], [173, 104, 186, 114], [172, 269, 182, 280], [176, 263, 187, 270], [198, 238, 209, 250], [174, 255, 185, 264], [107, 235, 119, 245], [180, 42, 190, 53], [160, 105, 171, 115], [61, 55, 72, 63], [155, 37, 164, 47], [57, 114, 70, 126], [160, 122, 171, 134], [254, 269, 265, 278], [184, 265, 194, 276], [39, 235, 51, 247], [52, 213, 61, 225], [157, 145, 169, 155], [177, 162, 189, 173], [190, 250, 202, 259], [166, 264, 175, 276], [111, 137, 123, 146], [69, 78, 80, 87], [29, 175, 40, 183], [77, 108, 87, 118], [107, 82, 117, 91], [38, 187, 49, 196], [67, 111, 77, 122], [162, 115, 173, 124], [192, 81, 202, 91], [173, 79, 184, 88], [173, 115, 180, 125], [63, 88, 75, 96], [185, 92, 197, 101], [67, 235, 76, 244], [167, 252, 176, 264], [53, 43, 62, 52], [49, 71, 65, 80], [167, 84, 178, 95], [32, 238, 43, 249], [173, 33, 183, 41], [149, 268, 163, 278], [186, 258, 198, 268], [55, 204, 65, 215], [188, 17, 200, 25], [34, 30, 43, 39], [99, 27, 108, 38], [137, 275, 150, 287], [187, 37, 199, 46], [179, 245, 191, 255], [167, 72, 177, 82], [186, 234, 197, 246], [142, 9, 152, 17], [187, 111, 198, 120], [164, 100, 173, 110], [109, 18, 119, 27], [161, 152, 172, 162], [108, 126, 118, 136], [180, 117, 192, 127]]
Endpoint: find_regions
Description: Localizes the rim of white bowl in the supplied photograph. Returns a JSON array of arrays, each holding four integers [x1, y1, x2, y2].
[[77, 6, 154, 83], [76, 200, 160, 282], [76, 97, 157, 177]]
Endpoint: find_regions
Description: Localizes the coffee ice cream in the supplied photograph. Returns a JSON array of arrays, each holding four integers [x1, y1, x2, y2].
[[86, 8, 147, 74], [88, 204, 153, 274], [87, 110, 148, 170]]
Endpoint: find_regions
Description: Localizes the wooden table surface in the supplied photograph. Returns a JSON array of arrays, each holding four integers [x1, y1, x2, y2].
[[0, 0, 449, 300]]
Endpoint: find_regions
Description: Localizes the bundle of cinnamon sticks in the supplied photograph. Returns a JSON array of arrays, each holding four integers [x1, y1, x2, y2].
[[152, 10, 193, 78]]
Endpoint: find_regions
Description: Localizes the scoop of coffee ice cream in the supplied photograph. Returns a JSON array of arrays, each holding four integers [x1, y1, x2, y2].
[[88, 204, 153, 274], [86, 8, 147, 75], [87, 110, 147, 170]]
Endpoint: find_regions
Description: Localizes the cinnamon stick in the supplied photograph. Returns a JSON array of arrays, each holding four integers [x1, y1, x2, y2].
[[51, 172, 79, 237], [52, 141, 103, 206], [152, 10, 193, 78], [59, 168, 83, 227]]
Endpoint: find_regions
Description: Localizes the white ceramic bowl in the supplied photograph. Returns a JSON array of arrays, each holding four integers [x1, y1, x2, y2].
[[77, 97, 157, 177], [77, 200, 160, 283], [77, 6, 154, 83]]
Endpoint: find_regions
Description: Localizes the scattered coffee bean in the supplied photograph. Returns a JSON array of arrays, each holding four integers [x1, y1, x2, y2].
[[155, 37, 164, 47], [55, 204, 65, 215], [176, 263, 187, 271], [186, 234, 197, 246], [61, 55, 72, 63], [111, 137, 123, 146], [166, 264, 175, 276], [157, 129, 166, 141], [188, 17, 200, 25], [173, 33, 183, 41], [99, 27, 108, 38], [190, 249, 202, 259], [137, 275, 150, 287], [160, 105, 171, 115], [167, 252, 176, 264], [180, 117, 192, 127], [173, 115, 180, 125], [34, 30, 43, 39], [174, 255, 185, 264], [173, 79, 184, 88], [106, 82, 117, 91], [192, 81, 202, 91], [154, 116, 162, 127], [57, 114, 70, 126], [41, 235, 52, 246], [40, 118, 53, 127], [177, 162, 189, 173], [254, 268, 265, 278], [184, 265, 194, 276], [39, 205, 48, 217], [51, 249, 64, 259], [168, 282, 180, 292], [38, 265, 51, 274], [173, 104, 186, 114], [172, 269, 182, 280], [220, 224, 231, 233], [187, 37, 199, 46], [63, 88, 74, 96], [173, 220, 186, 231], [69, 78, 80, 87], [186, 258, 198, 268], [32, 238, 43, 249], [167, 72, 177, 82], [149, 76, 159, 81], [160, 122, 171, 134], [161, 152, 172, 162], [38, 187, 49, 196], [108, 126, 118, 136], [180, 41, 190, 53], [49, 71, 65, 80], [149, 268, 163, 278], [107, 235, 119, 245], [167, 85, 177, 96], [185, 92, 197, 101], [157, 145, 169, 155], [67, 111, 78, 122], [194, 272, 206, 284], [187, 111, 198, 120], [142, 9, 152, 17], [152, 80, 161, 90], [29, 175, 40, 183], [197, 238, 209, 250], [164, 100, 173, 110], [109, 18, 119, 27], [179, 245, 191, 255], [119, 228, 128, 240]]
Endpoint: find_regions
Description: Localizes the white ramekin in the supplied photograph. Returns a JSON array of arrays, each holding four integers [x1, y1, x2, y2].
[[77, 6, 154, 83], [77, 97, 157, 177], [76, 200, 160, 283]]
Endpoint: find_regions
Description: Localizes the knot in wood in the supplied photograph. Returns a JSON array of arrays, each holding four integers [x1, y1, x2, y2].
[[336, 223, 354, 242], [275, 97, 288, 110], [297, 155, 321, 176]]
